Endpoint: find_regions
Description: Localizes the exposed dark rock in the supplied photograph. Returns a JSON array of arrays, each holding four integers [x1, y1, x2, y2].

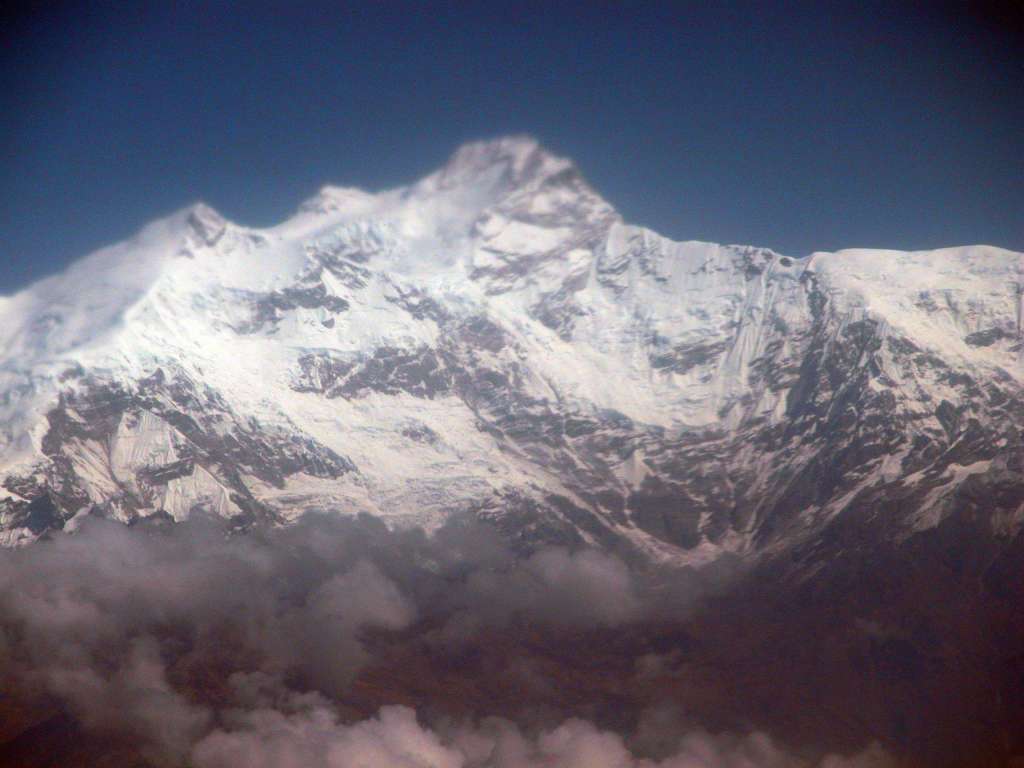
[[19, 492, 64, 535], [964, 327, 1013, 347], [650, 339, 730, 375], [295, 347, 452, 399], [385, 282, 450, 323], [19, 370, 355, 526], [237, 279, 350, 334], [628, 477, 702, 549], [137, 458, 195, 487], [401, 423, 439, 444], [186, 207, 226, 246]]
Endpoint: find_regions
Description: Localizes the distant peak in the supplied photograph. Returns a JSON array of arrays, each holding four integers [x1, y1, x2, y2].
[[424, 135, 575, 194], [446, 135, 543, 170], [183, 202, 227, 247], [289, 137, 588, 225], [298, 185, 380, 217]]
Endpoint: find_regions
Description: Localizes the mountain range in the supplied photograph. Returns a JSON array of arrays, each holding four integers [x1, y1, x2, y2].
[[2, 137, 1024, 764], [1, 136, 1021, 562]]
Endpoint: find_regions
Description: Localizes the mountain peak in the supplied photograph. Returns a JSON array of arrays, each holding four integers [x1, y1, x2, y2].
[[421, 135, 575, 195], [291, 138, 593, 231], [445, 134, 545, 170], [183, 202, 227, 247]]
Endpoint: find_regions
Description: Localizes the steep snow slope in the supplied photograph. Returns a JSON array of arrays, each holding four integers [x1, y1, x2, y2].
[[1, 137, 1022, 560]]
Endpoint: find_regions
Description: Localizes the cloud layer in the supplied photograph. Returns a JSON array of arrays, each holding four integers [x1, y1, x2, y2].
[[0, 513, 891, 767], [192, 702, 893, 768]]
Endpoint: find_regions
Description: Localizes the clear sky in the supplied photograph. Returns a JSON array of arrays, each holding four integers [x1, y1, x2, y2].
[[2, 1, 1021, 292]]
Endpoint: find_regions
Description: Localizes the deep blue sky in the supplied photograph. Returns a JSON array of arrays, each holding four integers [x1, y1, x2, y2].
[[2, 1, 1022, 292]]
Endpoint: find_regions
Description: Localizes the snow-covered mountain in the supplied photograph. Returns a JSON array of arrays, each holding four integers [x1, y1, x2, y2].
[[2, 136, 1023, 561]]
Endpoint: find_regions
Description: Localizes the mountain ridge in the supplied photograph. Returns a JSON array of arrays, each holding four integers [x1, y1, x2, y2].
[[1, 137, 1022, 565]]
